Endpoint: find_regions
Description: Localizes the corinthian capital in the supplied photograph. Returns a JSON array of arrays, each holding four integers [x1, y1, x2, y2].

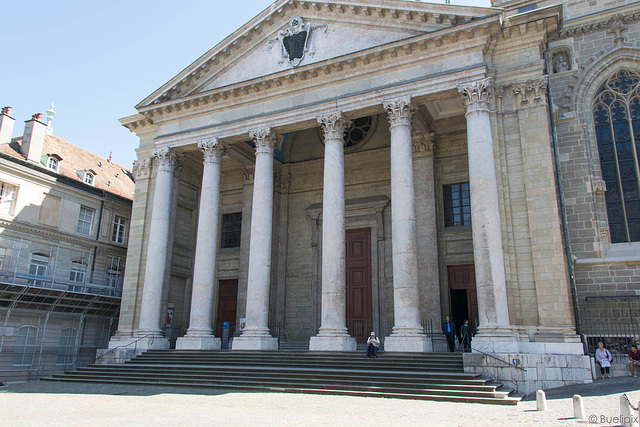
[[197, 138, 226, 164], [383, 96, 413, 127], [249, 128, 279, 155], [457, 77, 493, 114], [317, 111, 351, 141], [412, 133, 436, 158], [153, 147, 179, 172], [133, 156, 152, 180]]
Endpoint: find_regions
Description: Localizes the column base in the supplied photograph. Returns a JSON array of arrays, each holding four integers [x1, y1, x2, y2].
[[471, 325, 520, 353], [175, 335, 221, 350], [232, 335, 278, 350], [383, 334, 432, 353], [309, 335, 357, 351]]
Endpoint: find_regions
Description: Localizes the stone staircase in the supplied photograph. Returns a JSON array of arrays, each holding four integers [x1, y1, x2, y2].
[[42, 350, 523, 405]]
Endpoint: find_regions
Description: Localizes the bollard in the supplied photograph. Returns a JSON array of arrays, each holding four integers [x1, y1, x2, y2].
[[536, 390, 548, 411], [620, 395, 640, 427], [573, 395, 586, 420]]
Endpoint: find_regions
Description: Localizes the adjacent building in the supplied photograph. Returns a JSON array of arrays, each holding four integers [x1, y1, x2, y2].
[[0, 107, 134, 382], [111, 0, 640, 393]]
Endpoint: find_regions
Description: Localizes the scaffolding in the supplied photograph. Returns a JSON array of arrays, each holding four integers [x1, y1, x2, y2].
[[0, 282, 120, 382]]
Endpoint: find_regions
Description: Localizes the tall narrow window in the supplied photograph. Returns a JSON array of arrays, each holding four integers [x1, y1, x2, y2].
[[593, 69, 640, 243], [221, 212, 242, 249], [69, 260, 87, 282], [443, 183, 471, 227], [77, 206, 94, 236], [84, 172, 95, 185], [0, 181, 17, 215], [111, 216, 127, 244], [47, 156, 59, 172], [57, 328, 77, 365], [13, 325, 37, 366], [28, 253, 49, 277]]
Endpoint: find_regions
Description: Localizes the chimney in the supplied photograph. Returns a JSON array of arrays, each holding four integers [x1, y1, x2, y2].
[[0, 106, 15, 145], [22, 113, 47, 163]]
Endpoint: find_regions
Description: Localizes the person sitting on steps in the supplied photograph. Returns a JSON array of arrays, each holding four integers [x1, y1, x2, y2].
[[366, 331, 380, 358]]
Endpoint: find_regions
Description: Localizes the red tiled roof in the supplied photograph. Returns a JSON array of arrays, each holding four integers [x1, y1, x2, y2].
[[0, 135, 134, 200]]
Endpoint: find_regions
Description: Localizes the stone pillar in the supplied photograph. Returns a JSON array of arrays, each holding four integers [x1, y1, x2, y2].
[[135, 147, 177, 349], [232, 128, 279, 350], [412, 133, 442, 327], [176, 138, 225, 350], [310, 111, 357, 352], [235, 167, 254, 336], [382, 97, 430, 353], [458, 78, 517, 353]]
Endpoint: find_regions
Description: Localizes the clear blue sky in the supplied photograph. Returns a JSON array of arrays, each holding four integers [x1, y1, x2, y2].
[[2, 0, 492, 169]]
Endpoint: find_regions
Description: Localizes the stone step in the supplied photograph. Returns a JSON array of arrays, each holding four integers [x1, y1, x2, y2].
[[59, 368, 500, 391], [42, 377, 522, 405], [42, 350, 521, 405]]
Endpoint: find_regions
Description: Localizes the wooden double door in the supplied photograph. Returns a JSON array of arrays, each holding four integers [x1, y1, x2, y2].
[[345, 228, 372, 343], [448, 265, 478, 334]]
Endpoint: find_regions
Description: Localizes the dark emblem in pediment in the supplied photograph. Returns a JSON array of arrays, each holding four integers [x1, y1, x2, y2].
[[278, 17, 311, 67]]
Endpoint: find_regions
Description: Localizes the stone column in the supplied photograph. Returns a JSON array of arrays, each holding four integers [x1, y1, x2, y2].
[[232, 128, 279, 350], [382, 97, 430, 353], [412, 133, 442, 328], [135, 147, 177, 349], [235, 167, 254, 336], [176, 138, 225, 350], [458, 78, 517, 353], [310, 111, 357, 352]]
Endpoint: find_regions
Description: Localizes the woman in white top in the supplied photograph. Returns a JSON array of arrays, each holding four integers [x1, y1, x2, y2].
[[595, 341, 613, 378]]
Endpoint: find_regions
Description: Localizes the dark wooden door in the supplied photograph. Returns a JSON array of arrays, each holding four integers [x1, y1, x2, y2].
[[346, 228, 372, 343], [216, 279, 238, 337], [448, 265, 478, 334]]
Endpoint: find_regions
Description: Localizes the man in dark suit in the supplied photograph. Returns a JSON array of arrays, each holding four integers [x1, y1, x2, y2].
[[442, 315, 457, 352]]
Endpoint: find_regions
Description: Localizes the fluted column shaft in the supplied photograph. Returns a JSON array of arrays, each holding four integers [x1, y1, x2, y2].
[[180, 139, 225, 344], [458, 78, 510, 329], [137, 147, 177, 336]]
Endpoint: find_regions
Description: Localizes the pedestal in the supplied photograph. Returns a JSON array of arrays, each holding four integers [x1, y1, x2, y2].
[[175, 336, 221, 350], [232, 335, 278, 350], [383, 335, 432, 353], [309, 335, 357, 352]]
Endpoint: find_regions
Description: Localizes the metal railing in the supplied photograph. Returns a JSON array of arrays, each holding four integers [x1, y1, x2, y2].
[[95, 333, 157, 363], [581, 310, 640, 362], [0, 254, 122, 297]]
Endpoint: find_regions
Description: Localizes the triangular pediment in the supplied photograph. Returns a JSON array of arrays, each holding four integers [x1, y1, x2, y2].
[[138, 0, 499, 109]]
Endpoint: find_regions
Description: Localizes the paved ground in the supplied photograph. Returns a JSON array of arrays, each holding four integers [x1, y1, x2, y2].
[[1, 376, 639, 426]]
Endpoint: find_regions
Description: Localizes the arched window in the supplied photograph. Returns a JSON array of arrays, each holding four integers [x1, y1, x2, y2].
[[13, 325, 38, 366], [593, 69, 640, 243]]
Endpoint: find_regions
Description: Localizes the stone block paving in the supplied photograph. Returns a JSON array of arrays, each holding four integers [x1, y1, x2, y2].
[[1, 377, 639, 426]]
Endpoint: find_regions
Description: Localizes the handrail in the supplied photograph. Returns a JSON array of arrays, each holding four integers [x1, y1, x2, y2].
[[95, 334, 157, 362], [472, 348, 527, 372]]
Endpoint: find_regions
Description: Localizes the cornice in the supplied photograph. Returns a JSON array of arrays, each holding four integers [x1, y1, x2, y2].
[[137, 0, 501, 110], [554, 8, 640, 40], [136, 16, 502, 122], [0, 219, 128, 254]]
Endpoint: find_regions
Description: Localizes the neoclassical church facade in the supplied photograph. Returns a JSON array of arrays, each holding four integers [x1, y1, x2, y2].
[[112, 0, 640, 392]]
